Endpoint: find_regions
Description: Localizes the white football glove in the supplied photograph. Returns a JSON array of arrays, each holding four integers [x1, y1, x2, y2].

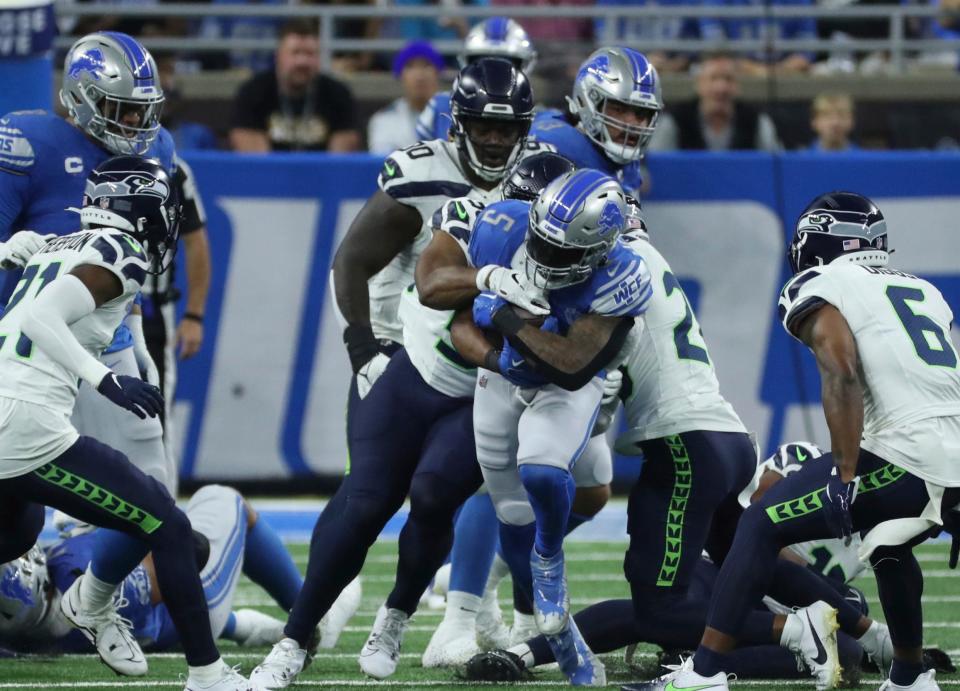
[[601, 368, 623, 406], [0, 230, 55, 270], [356, 352, 391, 400], [476, 265, 550, 316]]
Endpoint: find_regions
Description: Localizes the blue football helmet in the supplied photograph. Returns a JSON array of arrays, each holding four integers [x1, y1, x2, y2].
[[789, 191, 889, 274], [460, 17, 537, 74], [450, 58, 535, 182], [524, 169, 627, 289], [568, 47, 662, 165], [79, 156, 182, 271], [501, 151, 576, 202], [0, 546, 50, 635]]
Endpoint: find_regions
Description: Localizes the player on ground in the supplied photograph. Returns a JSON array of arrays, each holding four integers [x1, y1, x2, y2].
[[455, 169, 650, 685], [248, 57, 544, 688], [415, 17, 537, 142], [466, 443, 899, 684], [0, 156, 257, 690], [0, 485, 356, 654], [631, 192, 960, 691]]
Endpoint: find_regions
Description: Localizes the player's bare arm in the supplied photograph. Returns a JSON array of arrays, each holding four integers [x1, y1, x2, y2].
[[495, 309, 634, 391], [415, 230, 478, 310], [179, 228, 211, 359], [795, 304, 864, 482], [449, 308, 492, 368], [332, 190, 421, 327]]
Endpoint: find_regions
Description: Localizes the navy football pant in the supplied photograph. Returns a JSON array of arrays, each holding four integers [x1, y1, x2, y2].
[[286, 349, 483, 644], [0, 436, 218, 666], [706, 450, 959, 652]]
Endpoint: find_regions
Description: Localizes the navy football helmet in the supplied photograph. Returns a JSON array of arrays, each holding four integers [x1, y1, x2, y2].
[[501, 151, 575, 202], [450, 58, 534, 183], [79, 156, 182, 272], [789, 191, 889, 274]]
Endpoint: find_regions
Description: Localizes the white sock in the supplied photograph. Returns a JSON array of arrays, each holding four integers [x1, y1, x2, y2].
[[780, 612, 803, 649], [188, 657, 224, 685], [508, 642, 534, 669], [79, 566, 117, 613], [486, 554, 510, 591], [857, 621, 888, 660], [443, 591, 481, 627], [513, 610, 535, 629]]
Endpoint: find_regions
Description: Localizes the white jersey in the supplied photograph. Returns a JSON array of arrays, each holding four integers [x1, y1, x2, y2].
[[779, 263, 960, 485], [614, 234, 745, 450], [399, 196, 486, 399], [0, 229, 149, 478], [371, 139, 553, 344]]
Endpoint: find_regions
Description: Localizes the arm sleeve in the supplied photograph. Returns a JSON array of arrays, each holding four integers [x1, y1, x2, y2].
[[20, 274, 111, 387]]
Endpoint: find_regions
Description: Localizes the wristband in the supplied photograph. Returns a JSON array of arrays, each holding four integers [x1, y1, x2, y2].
[[484, 348, 502, 372], [182, 312, 204, 324], [491, 304, 525, 336], [343, 323, 380, 373], [475, 265, 495, 291]]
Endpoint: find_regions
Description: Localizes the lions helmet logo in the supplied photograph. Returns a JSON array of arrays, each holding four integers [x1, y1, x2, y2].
[[597, 200, 625, 237], [68, 48, 108, 82], [579, 54, 615, 84]]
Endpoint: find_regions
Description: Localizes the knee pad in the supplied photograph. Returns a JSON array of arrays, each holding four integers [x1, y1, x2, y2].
[[494, 497, 535, 526], [408, 473, 463, 525], [192, 530, 211, 570], [573, 436, 613, 487]]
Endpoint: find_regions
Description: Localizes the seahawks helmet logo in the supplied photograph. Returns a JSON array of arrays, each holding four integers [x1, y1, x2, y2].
[[86, 173, 170, 203]]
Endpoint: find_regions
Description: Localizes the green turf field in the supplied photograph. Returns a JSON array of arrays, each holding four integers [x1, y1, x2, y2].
[[0, 539, 957, 690]]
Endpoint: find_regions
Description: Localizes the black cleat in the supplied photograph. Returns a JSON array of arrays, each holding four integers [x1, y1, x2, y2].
[[924, 647, 956, 674], [463, 650, 531, 682]]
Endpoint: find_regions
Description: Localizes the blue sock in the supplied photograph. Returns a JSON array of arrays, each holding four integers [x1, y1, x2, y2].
[[243, 516, 303, 612], [221, 612, 237, 639], [448, 494, 499, 597], [693, 645, 729, 677], [90, 529, 150, 584], [565, 510, 591, 535], [890, 660, 925, 686], [518, 464, 575, 559], [498, 521, 536, 603]]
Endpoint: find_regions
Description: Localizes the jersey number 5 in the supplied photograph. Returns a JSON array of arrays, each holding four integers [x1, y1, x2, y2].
[[886, 285, 958, 368], [0, 262, 63, 358], [663, 271, 710, 365]]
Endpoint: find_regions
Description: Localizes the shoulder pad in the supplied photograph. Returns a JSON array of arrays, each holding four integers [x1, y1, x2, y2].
[[379, 140, 472, 201], [85, 231, 151, 292], [589, 243, 652, 317], [148, 128, 177, 173], [0, 111, 54, 173], [468, 199, 529, 269], [777, 268, 828, 337], [431, 196, 486, 249]]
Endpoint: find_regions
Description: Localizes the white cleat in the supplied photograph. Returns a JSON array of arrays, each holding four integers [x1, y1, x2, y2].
[[785, 601, 841, 690], [880, 669, 941, 691], [476, 588, 511, 650], [621, 655, 729, 691], [319, 577, 362, 649], [432, 563, 452, 599], [509, 610, 539, 647], [358, 605, 409, 679], [249, 638, 308, 689], [860, 620, 894, 676], [184, 660, 264, 690], [232, 609, 286, 647], [422, 618, 481, 668], [60, 576, 146, 676]]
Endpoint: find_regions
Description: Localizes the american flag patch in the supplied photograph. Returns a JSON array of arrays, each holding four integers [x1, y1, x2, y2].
[[843, 239, 860, 250]]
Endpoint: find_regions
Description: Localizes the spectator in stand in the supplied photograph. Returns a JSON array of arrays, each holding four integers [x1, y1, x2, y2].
[[649, 52, 781, 151], [809, 91, 858, 151], [491, 0, 593, 44], [195, 0, 286, 71], [699, 0, 816, 76], [230, 19, 361, 152], [368, 41, 444, 153], [594, 0, 702, 73]]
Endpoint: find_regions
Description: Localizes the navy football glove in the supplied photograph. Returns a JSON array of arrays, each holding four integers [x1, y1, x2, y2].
[[823, 467, 860, 545], [473, 292, 506, 330], [97, 373, 164, 420]]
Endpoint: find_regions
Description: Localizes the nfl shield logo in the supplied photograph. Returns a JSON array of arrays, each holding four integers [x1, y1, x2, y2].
[[99, 197, 110, 209], [478, 374, 488, 389]]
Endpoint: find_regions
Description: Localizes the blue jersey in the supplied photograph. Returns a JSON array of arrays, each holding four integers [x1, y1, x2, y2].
[[415, 92, 453, 142], [0, 111, 177, 352], [46, 533, 177, 652], [529, 110, 643, 197], [468, 199, 651, 332]]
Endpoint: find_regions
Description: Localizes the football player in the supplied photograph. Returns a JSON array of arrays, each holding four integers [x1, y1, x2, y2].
[[0, 485, 359, 656], [467, 444, 897, 684], [415, 17, 537, 142], [0, 157, 256, 690], [0, 33, 210, 672], [248, 58, 546, 688], [631, 192, 960, 691], [453, 169, 651, 685], [417, 153, 619, 667]]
